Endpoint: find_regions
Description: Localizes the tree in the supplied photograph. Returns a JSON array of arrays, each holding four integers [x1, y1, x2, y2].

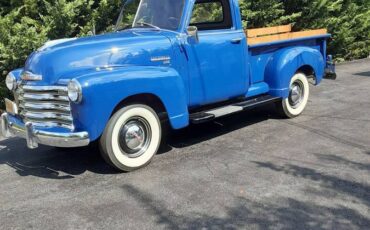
[[0, 0, 127, 102], [238, 0, 301, 28], [284, 0, 370, 61]]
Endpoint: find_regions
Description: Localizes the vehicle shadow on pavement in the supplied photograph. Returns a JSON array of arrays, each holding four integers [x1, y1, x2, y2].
[[121, 182, 370, 229], [0, 104, 279, 179], [0, 138, 119, 179], [165, 104, 279, 150]]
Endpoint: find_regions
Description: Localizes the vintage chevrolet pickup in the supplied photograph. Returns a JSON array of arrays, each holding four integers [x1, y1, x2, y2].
[[1, 0, 336, 171]]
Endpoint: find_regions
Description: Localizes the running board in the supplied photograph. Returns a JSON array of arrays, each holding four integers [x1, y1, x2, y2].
[[190, 95, 280, 124]]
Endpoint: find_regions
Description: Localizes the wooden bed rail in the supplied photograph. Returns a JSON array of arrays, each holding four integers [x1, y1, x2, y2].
[[246, 24, 328, 45], [247, 24, 293, 38]]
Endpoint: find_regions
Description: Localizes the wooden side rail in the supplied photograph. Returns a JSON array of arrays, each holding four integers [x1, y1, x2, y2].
[[246, 25, 328, 45], [247, 24, 292, 38]]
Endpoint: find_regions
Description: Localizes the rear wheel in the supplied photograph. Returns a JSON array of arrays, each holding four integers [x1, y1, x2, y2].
[[276, 73, 310, 118], [100, 104, 162, 172]]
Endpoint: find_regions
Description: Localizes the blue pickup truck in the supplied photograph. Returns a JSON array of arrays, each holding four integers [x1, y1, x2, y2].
[[1, 0, 336, 171]]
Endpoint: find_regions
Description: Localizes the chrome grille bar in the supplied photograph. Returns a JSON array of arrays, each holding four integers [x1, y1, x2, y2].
[[22, 85, 68, 92], [19, 102, 71, 113], [17, 85, 74, 130], [20, 111, 73, 122], [20, 94, 69, 101]]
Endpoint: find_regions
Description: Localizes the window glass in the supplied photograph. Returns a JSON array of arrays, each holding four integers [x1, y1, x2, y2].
[[190, 0, 232, 30], [190, 2, 224, 24], [133, 0, 185, 31]]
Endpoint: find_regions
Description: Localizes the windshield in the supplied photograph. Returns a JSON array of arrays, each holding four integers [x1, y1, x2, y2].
[[132, 0, 185, 31]]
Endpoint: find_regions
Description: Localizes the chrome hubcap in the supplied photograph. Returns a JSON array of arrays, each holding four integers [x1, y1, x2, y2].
[[289, 80, 304, 108], [125, 123, 145, 150], [118, 117, 151, 158]]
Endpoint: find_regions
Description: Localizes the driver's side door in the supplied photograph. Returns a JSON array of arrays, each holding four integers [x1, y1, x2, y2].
[[186, 0, 248, 106]]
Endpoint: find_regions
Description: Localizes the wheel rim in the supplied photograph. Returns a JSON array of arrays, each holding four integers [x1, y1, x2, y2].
[[288, 80, 305, 109], [118, 117, 152, 158]]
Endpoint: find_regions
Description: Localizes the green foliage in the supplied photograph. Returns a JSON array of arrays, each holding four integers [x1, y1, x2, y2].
[[282, 0, 370, 61], [240, 0, 370, 62], [0, 0, 369, 102], [239, 0, 301, 28], [0, 0, 127, 101], [191, 2, 224, 24], [0, 5, 48, 100]]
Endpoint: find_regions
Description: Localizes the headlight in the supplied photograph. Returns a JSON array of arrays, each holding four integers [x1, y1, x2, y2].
[[5, 73, 17, 91], [68, 79, 82, 103]]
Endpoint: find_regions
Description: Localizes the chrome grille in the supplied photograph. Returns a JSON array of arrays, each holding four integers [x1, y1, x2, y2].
[[16, 85, 74, 130]]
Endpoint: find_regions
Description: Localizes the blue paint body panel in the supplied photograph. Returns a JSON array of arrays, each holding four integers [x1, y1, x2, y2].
[[246, 82, 270, 98], [8, 0, 332, 142], [72, 66, 189, 140]]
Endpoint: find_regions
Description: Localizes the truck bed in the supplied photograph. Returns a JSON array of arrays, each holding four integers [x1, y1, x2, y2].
[[245, 24, 330, 86], [246, 24, 328, 46]]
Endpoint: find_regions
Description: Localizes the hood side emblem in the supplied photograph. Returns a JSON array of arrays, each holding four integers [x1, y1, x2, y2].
[[151, 56, 171, 64], [21, 71, 43, 81]]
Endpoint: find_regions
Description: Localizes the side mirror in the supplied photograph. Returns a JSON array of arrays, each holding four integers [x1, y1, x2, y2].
[[187, 26, 199, 44]]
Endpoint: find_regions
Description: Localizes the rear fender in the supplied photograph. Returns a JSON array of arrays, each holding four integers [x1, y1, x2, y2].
[[265, 47, 325, 98], [72, 66, 189, 141]]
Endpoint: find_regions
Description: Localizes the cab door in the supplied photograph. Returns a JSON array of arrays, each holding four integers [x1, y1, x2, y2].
[[186, 0, 248, 106]]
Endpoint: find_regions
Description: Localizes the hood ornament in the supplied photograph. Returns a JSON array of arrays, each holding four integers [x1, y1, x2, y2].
[[21, 71, 43, 81]]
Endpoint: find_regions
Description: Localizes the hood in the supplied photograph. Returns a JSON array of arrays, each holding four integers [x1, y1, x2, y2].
[[23, 30, 174, 85]]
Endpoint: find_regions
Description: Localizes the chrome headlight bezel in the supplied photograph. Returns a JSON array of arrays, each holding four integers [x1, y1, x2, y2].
[[5, 73, 17, 91], [67, 79, 83, 103]]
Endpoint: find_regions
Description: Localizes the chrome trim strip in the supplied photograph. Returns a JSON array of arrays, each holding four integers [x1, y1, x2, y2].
[[151, 56, 171, 62], [20, 102, 71, 112], [0, 113, 90, 148], [22, 85, 68, 92], [22, 119, 74, 130], [21, 71, 43, 81], [21, 94, 69, 101], [20, 111, 73, 122]]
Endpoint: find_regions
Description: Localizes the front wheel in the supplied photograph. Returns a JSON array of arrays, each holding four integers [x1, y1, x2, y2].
[[276, 73, 310, 118], [100, 104, 162, 172]]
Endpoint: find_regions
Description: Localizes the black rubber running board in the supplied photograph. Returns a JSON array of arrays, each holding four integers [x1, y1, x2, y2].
[[190, 95, 280, 124]]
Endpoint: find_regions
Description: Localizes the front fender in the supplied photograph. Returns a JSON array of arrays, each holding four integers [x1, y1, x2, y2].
[[9, 68, 24, 80], [71, 66, 189, 141], [265, 47, 325, 98]]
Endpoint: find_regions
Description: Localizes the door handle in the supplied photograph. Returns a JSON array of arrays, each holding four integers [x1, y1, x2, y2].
[[231, 37, 243, 44]]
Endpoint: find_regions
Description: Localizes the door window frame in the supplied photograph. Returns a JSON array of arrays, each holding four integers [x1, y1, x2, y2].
[[189, 0, 233, 31]]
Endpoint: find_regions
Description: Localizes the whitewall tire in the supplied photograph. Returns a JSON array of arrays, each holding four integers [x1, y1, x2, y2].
[[276, 73, 310, 118], [100, 104, 162, 172]]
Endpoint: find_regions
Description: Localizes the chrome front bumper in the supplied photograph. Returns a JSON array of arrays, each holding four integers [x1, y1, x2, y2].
[[0, 113, 90, 149]]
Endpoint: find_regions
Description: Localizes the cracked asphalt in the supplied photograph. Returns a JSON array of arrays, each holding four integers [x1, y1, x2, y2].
[[0, 59, 369, 230]]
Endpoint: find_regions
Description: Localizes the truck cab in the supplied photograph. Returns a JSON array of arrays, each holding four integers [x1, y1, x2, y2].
[[1, 0, 336, 171]]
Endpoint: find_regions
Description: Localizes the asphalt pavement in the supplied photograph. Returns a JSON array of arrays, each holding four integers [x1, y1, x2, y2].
[[0, 59, 369, 230]]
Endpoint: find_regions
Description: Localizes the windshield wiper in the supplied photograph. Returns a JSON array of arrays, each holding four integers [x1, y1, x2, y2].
[[134, 22, 161, 30]]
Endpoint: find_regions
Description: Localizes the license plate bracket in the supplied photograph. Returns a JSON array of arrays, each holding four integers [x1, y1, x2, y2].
[[5, 98, 18, 115]]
